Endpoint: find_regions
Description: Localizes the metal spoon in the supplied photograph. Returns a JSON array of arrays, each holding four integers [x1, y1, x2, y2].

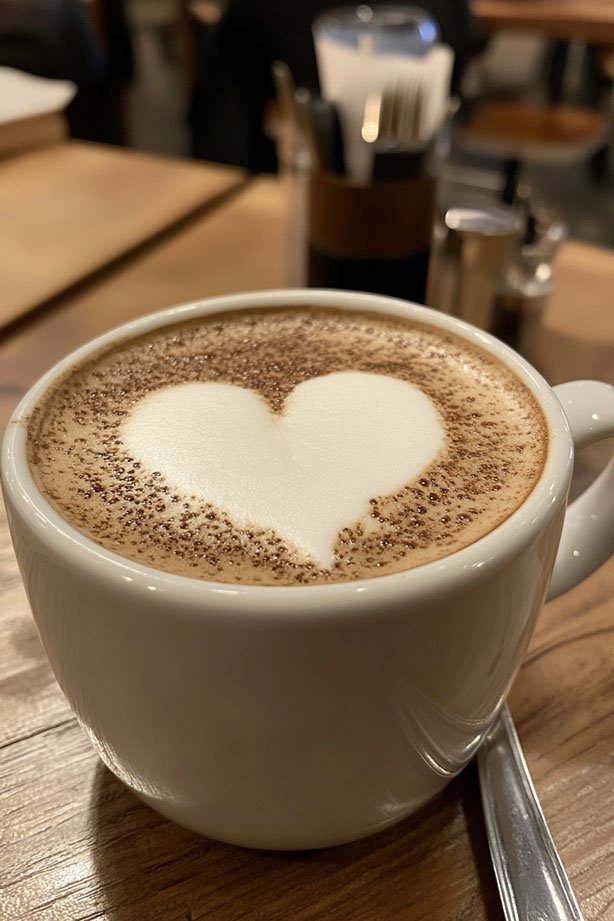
[[478, 704, 585, 921]]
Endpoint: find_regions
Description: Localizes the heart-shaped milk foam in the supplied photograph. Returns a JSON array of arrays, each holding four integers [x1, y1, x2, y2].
[[122, 372, 444, 568]]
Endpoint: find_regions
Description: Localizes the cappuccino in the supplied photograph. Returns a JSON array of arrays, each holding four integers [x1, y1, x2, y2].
[[27, 306, 547, 585]]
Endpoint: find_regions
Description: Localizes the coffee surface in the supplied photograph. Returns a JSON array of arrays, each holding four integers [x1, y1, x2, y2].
[[27, 306, 548, 585]]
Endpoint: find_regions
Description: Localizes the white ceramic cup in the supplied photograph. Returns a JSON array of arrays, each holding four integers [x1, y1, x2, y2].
[[3, 290, 614, 850]]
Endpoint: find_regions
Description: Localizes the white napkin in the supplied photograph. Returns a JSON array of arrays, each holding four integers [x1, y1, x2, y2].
[[0, 67, 76, 126], [420, 46, 454, 141], [315, 41, 454, 183]]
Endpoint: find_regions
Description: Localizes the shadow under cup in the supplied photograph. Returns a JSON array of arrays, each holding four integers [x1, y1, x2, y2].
[[2, 290, 582, 851]]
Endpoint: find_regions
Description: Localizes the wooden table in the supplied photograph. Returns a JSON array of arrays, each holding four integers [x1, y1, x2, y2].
[[1, 176, 614, 921], [472, 0, 614, 45], [0, 141, 242, 331]]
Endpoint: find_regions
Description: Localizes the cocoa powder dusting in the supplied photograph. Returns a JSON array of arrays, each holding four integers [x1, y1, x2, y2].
[[27, 307, 548, 585]]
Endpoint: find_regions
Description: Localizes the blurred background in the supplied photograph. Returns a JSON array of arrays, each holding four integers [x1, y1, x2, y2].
[[2, 0, 612, 246]]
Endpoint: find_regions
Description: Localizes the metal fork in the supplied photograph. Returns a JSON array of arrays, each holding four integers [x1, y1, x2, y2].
[[362, 77, 426, 147], [362, 79, 429, 181], [478, 705, 585, 921]]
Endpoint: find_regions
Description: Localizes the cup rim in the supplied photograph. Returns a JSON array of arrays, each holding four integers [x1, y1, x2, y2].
[[2, 289, 573, 620]]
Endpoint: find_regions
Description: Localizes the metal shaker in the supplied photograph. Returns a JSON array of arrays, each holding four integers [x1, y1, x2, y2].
[[427, 206, 523, 331]]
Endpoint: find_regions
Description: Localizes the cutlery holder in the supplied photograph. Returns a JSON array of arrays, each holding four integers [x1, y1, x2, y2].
[[307, 168, 437, 303]]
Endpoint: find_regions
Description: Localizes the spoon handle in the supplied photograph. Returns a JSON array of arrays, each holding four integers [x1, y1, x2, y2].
[[478, 704, 585, 921]]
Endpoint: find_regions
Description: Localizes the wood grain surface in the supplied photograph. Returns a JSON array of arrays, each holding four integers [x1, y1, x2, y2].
[[1, 176, 613, 921], [0, 141, 242, 331], [472, 0, 614, 45], [0, 112, 68, 160], [0, 178, 289, 430]]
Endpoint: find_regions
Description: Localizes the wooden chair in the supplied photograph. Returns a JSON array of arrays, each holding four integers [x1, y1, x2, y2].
[[461, 101, 608, 202]]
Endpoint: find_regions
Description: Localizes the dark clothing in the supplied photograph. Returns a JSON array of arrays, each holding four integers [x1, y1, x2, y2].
[[191, 0, 481, 172], [0, 0, 132, 144], [0, 0, 103, 82]]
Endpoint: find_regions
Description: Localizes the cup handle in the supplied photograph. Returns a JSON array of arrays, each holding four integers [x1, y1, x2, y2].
[[548, 381, 614, 600]]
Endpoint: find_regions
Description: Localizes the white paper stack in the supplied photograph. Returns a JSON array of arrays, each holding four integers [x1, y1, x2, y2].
[[0, 68, 76, 157]]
